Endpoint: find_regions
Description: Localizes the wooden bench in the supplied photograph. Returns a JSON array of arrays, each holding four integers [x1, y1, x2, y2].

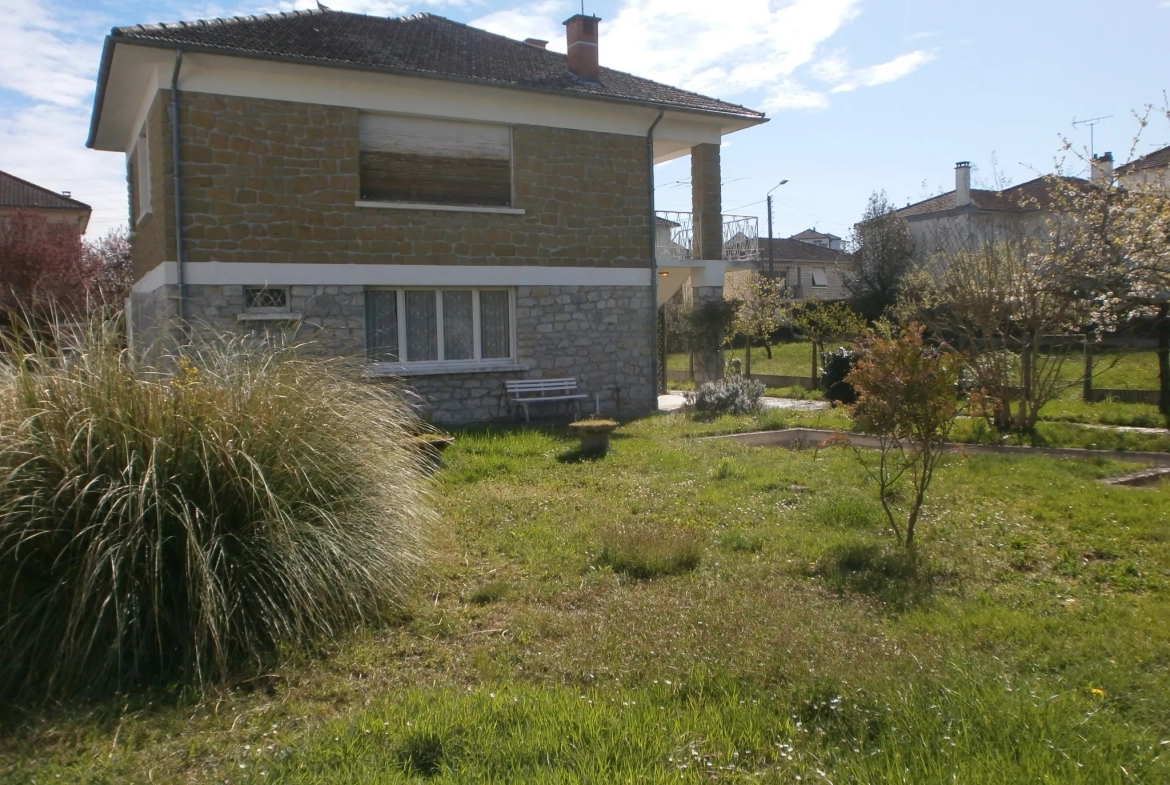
[[505, 378, 590, 422]]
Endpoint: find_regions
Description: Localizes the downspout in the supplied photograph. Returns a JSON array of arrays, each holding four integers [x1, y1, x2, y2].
[[170, 51, 186, 329], [647, 108, 664, 396]]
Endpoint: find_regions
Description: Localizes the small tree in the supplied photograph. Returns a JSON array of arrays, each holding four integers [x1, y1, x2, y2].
[[789, 299, 866, 388], [847, 324, 963, 550], [899, 227, 1091, 432], [1045, 103, 1170, 420], [734, 273, 787, 375], [0, 210, 89, 318], [84, 226, 133, 305], [681, 297, 741, 381], [848, 191, 917, 319]]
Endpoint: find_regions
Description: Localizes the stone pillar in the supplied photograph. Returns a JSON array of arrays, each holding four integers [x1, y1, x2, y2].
[[691, 143, 722, 262], [691, 143, 724, 385]]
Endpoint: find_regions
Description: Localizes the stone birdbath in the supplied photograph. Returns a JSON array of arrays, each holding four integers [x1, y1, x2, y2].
[[568, 418, 620, 455]]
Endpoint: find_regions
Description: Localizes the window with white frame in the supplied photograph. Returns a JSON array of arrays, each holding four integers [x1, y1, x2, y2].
[[133, 129, 151, 223], [365, 288, 514, 367]]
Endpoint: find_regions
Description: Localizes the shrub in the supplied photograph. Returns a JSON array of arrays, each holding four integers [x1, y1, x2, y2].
[[685, 375, 766, 416], [821, 347, 860, 403], [595, 520, 701, 580], [847, 324, 963, 550], [0, 317, 434, 701]]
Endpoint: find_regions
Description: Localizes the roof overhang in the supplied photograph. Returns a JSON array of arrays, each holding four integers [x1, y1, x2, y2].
[[89, 36, 766, 153]]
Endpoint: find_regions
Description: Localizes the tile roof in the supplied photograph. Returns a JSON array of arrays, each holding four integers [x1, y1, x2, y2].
[[107, 10, 765, 120], [758, 237, 853, 264], [895, 175, 1086, 218], [0, 170, 92, 211], [1116, 143, 1170, 175], [790, 228, 841, 242]]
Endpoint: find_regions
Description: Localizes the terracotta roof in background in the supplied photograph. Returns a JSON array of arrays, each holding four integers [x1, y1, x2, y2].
[[895, 175, 1086, 218], [1116, 144, 1170, 175], [108, 10, 765, 119], [0, 170, 92, 211], [759, 237, 852, 264], [790, 228, 841, 241]]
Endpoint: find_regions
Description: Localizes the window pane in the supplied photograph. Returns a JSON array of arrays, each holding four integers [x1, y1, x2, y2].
[[405, 290, 438, 361], [443, 290, 474, 361], [365, 290, 398, 362], [480, 290, 510, 359]]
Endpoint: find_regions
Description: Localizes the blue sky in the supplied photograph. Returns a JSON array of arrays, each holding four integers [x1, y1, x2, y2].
[[1, 0, 1167, 240]]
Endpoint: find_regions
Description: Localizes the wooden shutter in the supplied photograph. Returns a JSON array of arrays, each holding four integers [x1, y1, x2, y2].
[[359, 115, 511, 207]]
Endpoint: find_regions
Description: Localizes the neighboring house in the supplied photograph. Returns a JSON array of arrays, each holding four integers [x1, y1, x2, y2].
[[895, 161, 1083, 258], [725, 237, 855, 303], [790, 228, 843, 251], [87, 9, 766, 422], [0, 170, 92, 234], [1116, 144, 1170, 189]]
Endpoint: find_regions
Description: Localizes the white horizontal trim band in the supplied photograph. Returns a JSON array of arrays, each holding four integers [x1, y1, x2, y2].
[[368, 361, 529, 377], [354, 200, 525, 215], [132, 262, 652, 293]]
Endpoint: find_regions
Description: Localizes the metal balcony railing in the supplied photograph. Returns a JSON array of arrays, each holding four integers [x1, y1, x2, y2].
[[655, 212, 759, 262]]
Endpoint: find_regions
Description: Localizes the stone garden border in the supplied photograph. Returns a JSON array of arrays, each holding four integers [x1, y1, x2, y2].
[[703, 428, 1170, 467]]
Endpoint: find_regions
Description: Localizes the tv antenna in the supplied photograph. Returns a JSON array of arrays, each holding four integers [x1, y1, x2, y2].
[[1072, 114, 1112, 157]]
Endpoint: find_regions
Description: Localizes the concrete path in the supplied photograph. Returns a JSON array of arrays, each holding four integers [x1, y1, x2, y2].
[[658, 391, 829, 413]]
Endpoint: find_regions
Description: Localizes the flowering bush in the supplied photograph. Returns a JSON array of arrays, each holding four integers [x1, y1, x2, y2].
[[685, 375, 766, 415]]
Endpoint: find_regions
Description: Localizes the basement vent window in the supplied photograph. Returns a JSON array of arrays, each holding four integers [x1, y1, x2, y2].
[[810, 270, 829, 287], [366, 288, 514, 370], [245, 287, 288, 310], [359, 114, 512, 208]]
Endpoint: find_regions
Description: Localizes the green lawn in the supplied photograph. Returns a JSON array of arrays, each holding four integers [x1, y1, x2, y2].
[[4, 412, 1168, 783], [668, 346, 1162, 391]]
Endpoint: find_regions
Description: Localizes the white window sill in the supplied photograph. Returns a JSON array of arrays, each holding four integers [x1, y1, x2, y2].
[[237, 311, 304, 322], [355, 201, 525, 216], [368, 361, 528, 377]]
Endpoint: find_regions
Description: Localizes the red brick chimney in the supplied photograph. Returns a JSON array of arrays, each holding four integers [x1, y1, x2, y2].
[[563, 14, 601, 82]]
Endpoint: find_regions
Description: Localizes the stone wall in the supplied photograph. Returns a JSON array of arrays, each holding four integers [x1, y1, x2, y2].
[[131, 283, 655, 424], [127, 91, 651, 271]]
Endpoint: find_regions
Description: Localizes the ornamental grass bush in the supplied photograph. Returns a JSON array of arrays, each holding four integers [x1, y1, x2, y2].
[[0, 316, 434, 702]]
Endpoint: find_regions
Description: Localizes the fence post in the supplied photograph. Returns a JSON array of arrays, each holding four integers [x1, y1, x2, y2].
[[1082, 337, 1093, 402]]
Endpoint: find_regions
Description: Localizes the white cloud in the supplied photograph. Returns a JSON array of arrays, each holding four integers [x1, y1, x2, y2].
[[827, 50, 934, 93], [470, 0, 933, 112], [0, 0, 103, 106], [760, 79, 828, 112], [471, 0, 564, 49], [473, 0, 863, 102]]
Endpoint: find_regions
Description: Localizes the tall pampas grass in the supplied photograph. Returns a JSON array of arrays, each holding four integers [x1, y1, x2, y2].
[[0, 315, 434, 702]]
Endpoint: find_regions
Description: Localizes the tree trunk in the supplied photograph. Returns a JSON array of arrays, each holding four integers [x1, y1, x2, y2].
[[1158, 304, 1170, 419], [745, 338, 752, 377], [764, 341, 773, 360], [811, 341, 819, 389], [1083, 339, 1093, 402], [1019, 332, 1035, 430]]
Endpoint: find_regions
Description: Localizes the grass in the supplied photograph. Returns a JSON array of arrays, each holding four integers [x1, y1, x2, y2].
[[0, 320, 432, 703], [670, 346, 1162, 392], [2, 412, 1169, 783]]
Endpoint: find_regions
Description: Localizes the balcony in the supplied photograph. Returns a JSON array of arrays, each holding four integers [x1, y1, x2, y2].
[[655, 212, 759, 263]]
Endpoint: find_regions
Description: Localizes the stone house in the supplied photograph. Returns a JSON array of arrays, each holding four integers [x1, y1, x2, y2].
[[895, 161, 1085, 260], [724, 236, 855, 304], [1116, 144, 1170, 190], [788, 228, 843, 251], [0, 170, 92, 234], [87, 9, 766, 423]]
